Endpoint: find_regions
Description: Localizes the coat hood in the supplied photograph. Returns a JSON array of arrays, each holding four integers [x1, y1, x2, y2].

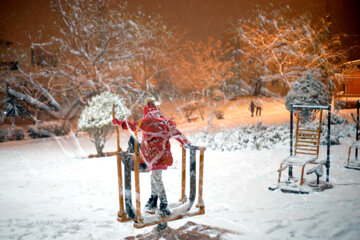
[[143, 102, 163, 118]]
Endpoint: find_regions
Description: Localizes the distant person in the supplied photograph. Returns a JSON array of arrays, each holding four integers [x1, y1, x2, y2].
[[256, 100, 262, 117], [249, 101, 255, 117]]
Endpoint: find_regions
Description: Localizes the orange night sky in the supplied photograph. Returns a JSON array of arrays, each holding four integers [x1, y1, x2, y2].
[[1, 0, 359, 58]]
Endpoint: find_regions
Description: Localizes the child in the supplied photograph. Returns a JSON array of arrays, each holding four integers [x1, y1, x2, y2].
[[112, 98, 190, 216]]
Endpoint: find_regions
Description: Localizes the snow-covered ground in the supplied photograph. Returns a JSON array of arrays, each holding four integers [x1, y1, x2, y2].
[[1, 128, 360, 239]]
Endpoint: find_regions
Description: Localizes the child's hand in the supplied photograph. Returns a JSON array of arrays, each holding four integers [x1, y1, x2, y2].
[[183, 143, 191, 149], [112, 118, 123, 126]]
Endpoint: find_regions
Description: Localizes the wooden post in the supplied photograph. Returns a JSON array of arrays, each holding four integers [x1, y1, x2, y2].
[[300, 165, 306, 186], [113, 105, 121, 153], [179, 146, 186, 203], [196, 147, 206, 214], [133, 154, 142, 223], [113, 104, 127, 222], [356, 100, 359, 159], [132, 107, 143, 224], [278, 163, 284, 183]]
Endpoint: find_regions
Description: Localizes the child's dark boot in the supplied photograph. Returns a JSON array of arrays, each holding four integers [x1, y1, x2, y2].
[[144, 195, 158, 214], [159, 202, 171, 217]]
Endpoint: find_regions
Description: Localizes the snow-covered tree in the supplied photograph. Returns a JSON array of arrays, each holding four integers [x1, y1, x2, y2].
[[169, 38, 233, 133], [285, 71, 331, 121], [1, 0, 173, 124], [0, 44, 68, 124], [173, 38, 234, 98], [49, 0, 140, 99], [224, 7, 346, 97], [50, 0, 175, 106], [125, 14, 177, 110], [78, 92, 129, 156]]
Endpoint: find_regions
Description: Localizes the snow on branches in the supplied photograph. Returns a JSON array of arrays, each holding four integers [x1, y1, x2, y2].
[[173, 38, 234, 96], [52, 0, 174, 103], [224, 7, 346, 97], [1, 0, 174, 124]]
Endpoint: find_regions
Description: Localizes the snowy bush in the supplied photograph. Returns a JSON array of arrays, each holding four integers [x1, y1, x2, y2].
[[193, 122, 290, 151], [193, 120, 353, 151], [320, 113, 350, 144], [286, 72, 331, 109], [28, 121, 71, 139], [78, 92, 130, 156], [0, 128, 8, 142], [0, 126, 25, 142], [28, 125, 52, 138], [286, 72, 331, 121], [303, 120, 353, 145], [325, 113, 348, 125], [7, 127, 25, 141], [54, 120, 71, 136]]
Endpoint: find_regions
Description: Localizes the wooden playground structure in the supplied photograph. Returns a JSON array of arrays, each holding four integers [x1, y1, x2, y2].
[[112, 105, 206, 230]]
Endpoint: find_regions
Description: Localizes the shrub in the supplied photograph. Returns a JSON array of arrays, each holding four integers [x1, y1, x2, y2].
[[0, 128, 8, 142], [326, 113, 347, 125], [28, 125, 53, 138], [54, 120, 71, 136], [28, 121, 71, 139], [285, 72, 331, 122], [193, 119, 353, 151], [78, 92, 129, 156], [7, 127, 25, 141]]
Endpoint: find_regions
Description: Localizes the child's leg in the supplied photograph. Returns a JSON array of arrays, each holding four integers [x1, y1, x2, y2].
[[151, 170, 167, 204], [144, 170, 163, 213], [151, 170, 170, 216]]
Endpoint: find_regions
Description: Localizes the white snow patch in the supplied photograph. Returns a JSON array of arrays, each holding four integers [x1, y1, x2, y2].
[[0, 130, 360, 239]]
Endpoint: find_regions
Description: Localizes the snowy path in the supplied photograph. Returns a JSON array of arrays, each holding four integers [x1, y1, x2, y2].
[[1, 134, 360, 239]]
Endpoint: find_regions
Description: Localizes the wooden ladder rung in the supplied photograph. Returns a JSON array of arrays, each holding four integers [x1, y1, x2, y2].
[[295, 151, 318, 155], [298, 133, 318, 136], [295, 147, 318, 152], [298, 129, 319, 132], [297, 136, 318, 140], [296, 140, 318, 144], [295, 144, 319, 148]]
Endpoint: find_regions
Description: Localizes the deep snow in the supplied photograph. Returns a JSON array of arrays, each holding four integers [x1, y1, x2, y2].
[[1, 128, 360, 239]]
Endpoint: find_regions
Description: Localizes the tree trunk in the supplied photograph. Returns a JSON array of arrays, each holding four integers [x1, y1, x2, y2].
[[94, 131, 104, 157]]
